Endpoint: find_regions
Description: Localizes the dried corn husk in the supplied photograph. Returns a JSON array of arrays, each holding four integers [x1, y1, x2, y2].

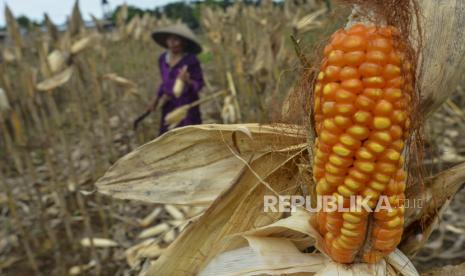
[[2, 48, 16, 63], [71, 34, 99, 54], [80, 237, 119, 248], [138, 223, 170, 239], [164, 205, 184, 220], [96, 124, 306, 205], [221, 96, 237, 124], [126, 239, 164, 268], [173, 78, 184, 98], [36, 67, 74, 91], [140, 132, 457, 275], [165, 105, 190, 129], [69, 260, 96, 275], [145, 147, 306, 275], [138, 207, 163, 227], [103, 73, 137, 88], [47, 49, 69, 73], [165, 90, 227, 128]]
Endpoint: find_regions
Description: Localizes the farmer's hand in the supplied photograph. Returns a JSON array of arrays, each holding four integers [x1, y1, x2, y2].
[[178, 66, 191, 83], [146, 103, 155, 113]]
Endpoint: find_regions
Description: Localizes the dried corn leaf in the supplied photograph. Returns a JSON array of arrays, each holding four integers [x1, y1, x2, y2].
[[36, 67, 73, 91], [401, 162, 465, 256], [417, 0, 465, 115], [96, 124, 306, 205], [44, 14, 59, 42], [68, 0, 84, 37], [145, 147, 306, 275], [0, 88, 11, 113], [5, 6, 24, 49], [10, 110, 25, 145]]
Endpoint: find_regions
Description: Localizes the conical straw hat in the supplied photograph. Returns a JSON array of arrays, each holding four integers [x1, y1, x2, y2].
[[151, 23, 202, 54]]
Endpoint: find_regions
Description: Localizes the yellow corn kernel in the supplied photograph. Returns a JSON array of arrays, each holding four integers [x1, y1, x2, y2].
[[373, 117, 391, 130], [332, 144, 352, 157]]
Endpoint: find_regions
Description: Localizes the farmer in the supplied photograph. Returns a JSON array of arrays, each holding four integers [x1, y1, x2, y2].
[[147, 23, 204, 135]]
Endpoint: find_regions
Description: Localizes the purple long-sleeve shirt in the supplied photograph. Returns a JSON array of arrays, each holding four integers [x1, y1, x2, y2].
[[156, 52, 204, 135]]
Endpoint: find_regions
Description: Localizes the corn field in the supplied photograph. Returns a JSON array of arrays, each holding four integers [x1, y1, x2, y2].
[[1, 0, 465, 275]]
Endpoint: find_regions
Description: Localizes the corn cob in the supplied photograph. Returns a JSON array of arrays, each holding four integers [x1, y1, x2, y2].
[[312, 23, 412, 264]]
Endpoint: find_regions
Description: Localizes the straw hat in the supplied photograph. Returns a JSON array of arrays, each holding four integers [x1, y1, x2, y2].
[[151, 24, 202, 54]]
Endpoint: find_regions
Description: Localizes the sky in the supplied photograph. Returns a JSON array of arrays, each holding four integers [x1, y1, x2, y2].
[[0, 0, 180, 26]]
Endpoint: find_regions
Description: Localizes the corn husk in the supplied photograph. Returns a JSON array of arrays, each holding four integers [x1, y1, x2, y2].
[[47, 49, 69, 73], [138, 207, 163, 227], [201, 208, 417, 276], [126, 239, 164, 268], [103, 73, 137, 88], [165, 105, 190, 129], [2, 48, 17, 63], [165, 90, 227, 129], [145, 146, 306, 275], [164, 205, 185, 220], [138, 223, 170, 239], [173, 78, 185, 98], [221, 96, 237, 124], [96, 124, 306, 205], [69, 260, 96, 275], [36, 67, 74, 91], [71, 35, 98, 55], [80, 238, 119, 248]]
